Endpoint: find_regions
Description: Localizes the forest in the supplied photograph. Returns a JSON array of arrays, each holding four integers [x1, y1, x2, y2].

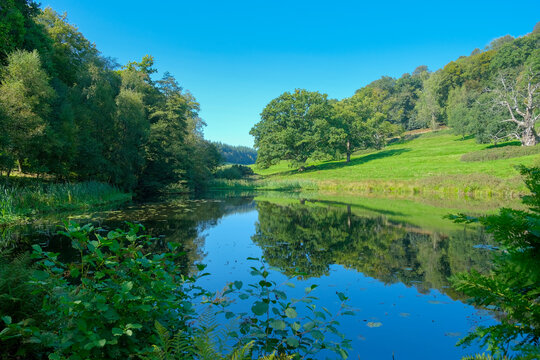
[[251, 24, 539, 168], [212, 142, 257, 165], [0, 1, 220, 195]]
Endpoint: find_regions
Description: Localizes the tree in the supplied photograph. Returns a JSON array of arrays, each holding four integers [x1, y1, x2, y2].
[[332, 87, 401, 162], [0, 50, 53, 174], [490, 67, 539, 146], [415, 71, 443, 129], [250, 89, 334, 169]]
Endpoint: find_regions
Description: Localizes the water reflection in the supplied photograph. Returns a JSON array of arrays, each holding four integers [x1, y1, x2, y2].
[[252, 201, 492, 299], [1, 193, 497, 359]]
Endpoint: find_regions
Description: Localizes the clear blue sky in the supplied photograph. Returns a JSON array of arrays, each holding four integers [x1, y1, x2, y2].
[[41, 0, 539, 147]]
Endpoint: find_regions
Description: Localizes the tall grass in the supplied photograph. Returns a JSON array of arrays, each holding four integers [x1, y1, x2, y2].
[[0, 180, 131, 225]]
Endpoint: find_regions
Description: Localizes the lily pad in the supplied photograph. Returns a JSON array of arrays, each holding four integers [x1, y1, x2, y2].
[[366, 322, 383, 328]]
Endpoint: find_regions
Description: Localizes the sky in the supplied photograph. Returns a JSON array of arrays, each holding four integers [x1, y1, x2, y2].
[[41, 0, 540, 147]]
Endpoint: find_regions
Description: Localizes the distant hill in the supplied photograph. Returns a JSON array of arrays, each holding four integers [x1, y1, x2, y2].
[[213, 142, 257, 165]]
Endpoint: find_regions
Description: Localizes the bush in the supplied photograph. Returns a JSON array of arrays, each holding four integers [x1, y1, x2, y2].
[[461, 145, 540, 162], [215, 165, 255, 180], [1, 222, 202, 359]]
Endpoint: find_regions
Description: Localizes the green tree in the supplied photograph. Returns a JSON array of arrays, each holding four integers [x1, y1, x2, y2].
[[0, 50, 53, 175], [415, 71, 443, 129], [250, 89, 335, 169], [331, 87, 401, 162]]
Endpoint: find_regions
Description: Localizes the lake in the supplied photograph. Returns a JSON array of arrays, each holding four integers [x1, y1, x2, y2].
[[3, 192, 508, 359]]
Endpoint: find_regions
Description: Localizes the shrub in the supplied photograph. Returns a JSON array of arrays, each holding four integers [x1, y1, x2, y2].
[[461, 145, 540, 162], [215, 165, 255, 180], [449, 166, 540, 359], [1, 222, 203, 359]]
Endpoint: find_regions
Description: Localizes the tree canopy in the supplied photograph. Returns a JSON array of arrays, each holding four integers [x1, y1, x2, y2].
[[0, 3, 220, 193]]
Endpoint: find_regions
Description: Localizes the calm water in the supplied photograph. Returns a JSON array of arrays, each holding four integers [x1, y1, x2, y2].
[[4, 193, 501, 359]]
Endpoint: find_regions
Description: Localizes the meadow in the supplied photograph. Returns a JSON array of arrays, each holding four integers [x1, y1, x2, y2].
[[232, 130, 540, 198]]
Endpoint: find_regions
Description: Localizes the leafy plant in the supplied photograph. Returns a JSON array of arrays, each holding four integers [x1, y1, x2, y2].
[[449, 166, 540, 359], [217, 259, 354, 359], [1, 222, 353, 360], [4, 221, 207, 359]]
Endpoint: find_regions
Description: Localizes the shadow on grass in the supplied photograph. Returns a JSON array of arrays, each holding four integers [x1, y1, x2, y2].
[[307, 148, 412, 173], [454, 134, 475, 141], [486, 141, 521, 149], [387, 134, 421, 145], [265, 148, 412, 177]]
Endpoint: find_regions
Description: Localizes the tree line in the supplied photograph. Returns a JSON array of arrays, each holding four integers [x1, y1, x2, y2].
[[0, 1, 220, 193], [212, 142, 257, 165], [251, 24, 540, 169]]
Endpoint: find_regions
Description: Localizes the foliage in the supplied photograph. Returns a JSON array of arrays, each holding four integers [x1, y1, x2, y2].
[[217, 259, 353, 359], [0, 221, 354, 359], [0, 4, 218, 194], [0, 49, 53, 174], [215, 165, 255, 180], [250, 89, 335, 169], [449, 166, 540, 359], [0, 180, 131, 224], [0, 222, 205, 359], [331, 87, 402, 162], [213, 142, 257, 165], [0, 253, 46, 358]]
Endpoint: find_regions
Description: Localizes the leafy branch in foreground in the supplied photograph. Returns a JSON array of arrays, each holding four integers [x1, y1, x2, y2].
[[448, 166, 540, 360], [0, 223, 353, 359], [217, 259, 354, 359]]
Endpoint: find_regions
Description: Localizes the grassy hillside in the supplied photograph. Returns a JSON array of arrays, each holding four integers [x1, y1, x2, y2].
[[213, 130, 540, 198]]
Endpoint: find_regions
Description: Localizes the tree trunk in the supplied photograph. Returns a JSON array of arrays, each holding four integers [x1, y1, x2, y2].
[[347, 205, 351, 229], [17, 159, 22, 173], [346, 140, 351, 163], [521, 127, 539, 146]]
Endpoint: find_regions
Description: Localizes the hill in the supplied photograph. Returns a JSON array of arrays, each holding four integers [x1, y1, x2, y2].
[[240, 130, 540, 198]]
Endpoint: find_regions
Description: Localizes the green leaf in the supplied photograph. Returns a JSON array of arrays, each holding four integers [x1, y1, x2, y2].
[[225, 311, 236, 319], [311, 329, 324, 341], [96, 339, 106, 347], [112, 328, 123, 336], [234, 281, 243, 289], [1, 316, 11, 325], [285, 307, 297, 319], [336, 292, 348, 301], [286, 336, 299, 348], [121, 281, 133, 293], [251, 301, 269, 316], [270, 319, 286, 330], [303, 321, 315, 331]]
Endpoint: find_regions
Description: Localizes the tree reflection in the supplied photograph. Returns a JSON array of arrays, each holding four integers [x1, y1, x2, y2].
[[252, 201, 492, 298]]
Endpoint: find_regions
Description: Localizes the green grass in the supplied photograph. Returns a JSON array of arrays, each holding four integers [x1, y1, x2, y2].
[[244, 130, 540, 198], [0, 180, 132, 225]]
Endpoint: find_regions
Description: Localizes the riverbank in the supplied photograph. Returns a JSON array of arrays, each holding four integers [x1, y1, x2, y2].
[[210, 130, 540, 199], [0, 179, 131, 225]]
